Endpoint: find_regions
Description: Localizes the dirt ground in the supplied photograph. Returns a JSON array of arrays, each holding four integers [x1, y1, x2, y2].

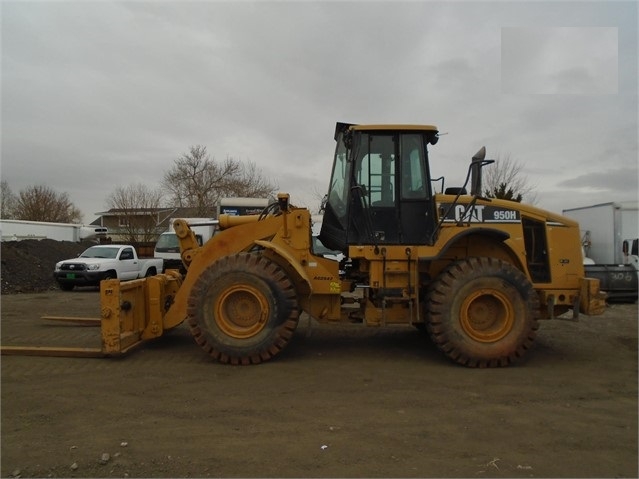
[[1, 289, 637, 479]]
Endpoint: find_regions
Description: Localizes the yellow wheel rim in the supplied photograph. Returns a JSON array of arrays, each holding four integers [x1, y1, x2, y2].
[[460, 289, 514, 343], [215, 284, 270, 339]]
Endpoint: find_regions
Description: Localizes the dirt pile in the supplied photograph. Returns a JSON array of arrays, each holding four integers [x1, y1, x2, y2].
[[1, 239, 95, 294]]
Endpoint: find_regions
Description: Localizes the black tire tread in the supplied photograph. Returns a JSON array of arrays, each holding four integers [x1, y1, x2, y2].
[[186, 253, 299, 365], [427, 257, 540, 368]]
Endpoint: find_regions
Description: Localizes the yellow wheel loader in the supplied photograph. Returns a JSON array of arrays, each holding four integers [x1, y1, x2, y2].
[[2, 122, 606, 366]]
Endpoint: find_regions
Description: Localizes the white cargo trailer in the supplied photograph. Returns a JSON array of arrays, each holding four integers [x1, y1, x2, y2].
[[217, 197, 271, 217], [563, 201, 638, 264], [563, 201, 638, 301], [0, 219, 107, 242]]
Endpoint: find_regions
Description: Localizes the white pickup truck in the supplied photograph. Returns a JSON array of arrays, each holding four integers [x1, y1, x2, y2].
[[53, 244, 164, 291]]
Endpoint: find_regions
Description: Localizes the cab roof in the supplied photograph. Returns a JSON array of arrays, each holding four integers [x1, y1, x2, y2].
[[352, 124, 438, 132], [335, 122, 438, 140]]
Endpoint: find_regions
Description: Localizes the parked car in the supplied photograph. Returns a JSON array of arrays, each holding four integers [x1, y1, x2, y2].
[[53, 244, 163, 291]]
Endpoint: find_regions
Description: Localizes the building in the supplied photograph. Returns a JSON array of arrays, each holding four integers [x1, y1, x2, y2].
[[91, 207, 216, 243]]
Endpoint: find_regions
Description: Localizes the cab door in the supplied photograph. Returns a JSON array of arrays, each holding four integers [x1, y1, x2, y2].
[[398, 133, 434, 244], [350, 132, 434, 245], [357, 134, 399, 243], [118, 247, 139, 280]]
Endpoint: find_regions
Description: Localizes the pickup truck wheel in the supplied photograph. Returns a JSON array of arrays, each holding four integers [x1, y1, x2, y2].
[[98, 272, 116, 290], [186, 253, 299, 365], [145, 268, 156, 277], [427, 257, 539, 367]]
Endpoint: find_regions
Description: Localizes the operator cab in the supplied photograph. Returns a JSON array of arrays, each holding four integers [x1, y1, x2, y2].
[[319, 122, 439, 252]]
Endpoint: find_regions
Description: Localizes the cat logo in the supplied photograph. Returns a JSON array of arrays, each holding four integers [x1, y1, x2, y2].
[[440, 203, 521, 224]]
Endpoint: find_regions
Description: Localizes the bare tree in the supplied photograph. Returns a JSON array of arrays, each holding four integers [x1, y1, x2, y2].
[[106, 183, 165, 243], [162, 146, 277, 216], [228, 160, 277, 198], [11, 185, 83, 223], [483, 154, 537, 204], [1, 180, 17, 219]]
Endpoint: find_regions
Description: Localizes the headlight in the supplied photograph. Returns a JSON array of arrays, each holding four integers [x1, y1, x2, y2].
[[86, 264, 100, 271], [55, 262, 62, 271]]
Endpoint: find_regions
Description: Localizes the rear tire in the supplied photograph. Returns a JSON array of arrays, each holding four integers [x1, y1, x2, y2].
[[187, 253, 299, 365], [427, 257, 539, 367]]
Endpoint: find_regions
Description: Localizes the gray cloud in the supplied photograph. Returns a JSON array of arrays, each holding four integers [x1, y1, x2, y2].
[[502, 27, 618, 94], [1, 1, 636, 223], [559, 167, 639, 191]]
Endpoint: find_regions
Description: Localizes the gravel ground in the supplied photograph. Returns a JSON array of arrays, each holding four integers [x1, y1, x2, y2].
[[1, 240, 637, 478]]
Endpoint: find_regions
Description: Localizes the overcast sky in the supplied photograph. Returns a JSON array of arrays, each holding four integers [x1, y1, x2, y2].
[[2, 0, 637, 224]]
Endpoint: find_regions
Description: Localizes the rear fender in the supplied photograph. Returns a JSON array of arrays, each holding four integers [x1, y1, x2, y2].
[[431, 227, 524, 271], [436, 227, 511, 257]]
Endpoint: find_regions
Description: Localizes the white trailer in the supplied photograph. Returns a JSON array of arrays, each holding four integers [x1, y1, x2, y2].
[[217, 197, 271, 217], [0, 219, 108, 242], [563, 201, 638, 302], [562, 201, 638, 264]]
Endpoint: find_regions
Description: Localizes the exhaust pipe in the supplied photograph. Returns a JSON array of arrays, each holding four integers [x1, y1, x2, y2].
[[470, 146, 495, 196]]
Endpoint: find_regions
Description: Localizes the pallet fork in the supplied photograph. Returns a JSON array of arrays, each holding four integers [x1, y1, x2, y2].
[[1, 272, 183, 358]]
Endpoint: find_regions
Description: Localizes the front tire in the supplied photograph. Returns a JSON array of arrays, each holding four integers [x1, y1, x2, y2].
[[427, 257, 539, 367], [187, 253, 299, 365]]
